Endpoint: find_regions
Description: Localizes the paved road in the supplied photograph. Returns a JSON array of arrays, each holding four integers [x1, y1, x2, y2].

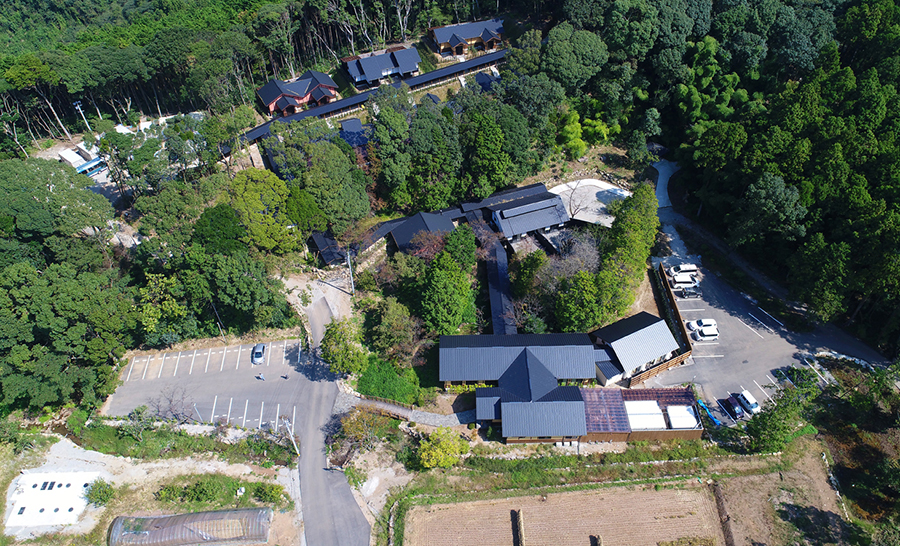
[[651, 160, 885, 424], [105, 339, 371, 546], [297, 357, 370, 546]]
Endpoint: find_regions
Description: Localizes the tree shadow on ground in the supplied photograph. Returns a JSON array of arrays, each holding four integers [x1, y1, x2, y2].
[[776, 503, 866, 545], [290, 345, 338, 382]]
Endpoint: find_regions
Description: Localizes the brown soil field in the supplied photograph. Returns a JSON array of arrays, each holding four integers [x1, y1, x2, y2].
[[404, 485, 725, 546], [718, 439, 852, 546]]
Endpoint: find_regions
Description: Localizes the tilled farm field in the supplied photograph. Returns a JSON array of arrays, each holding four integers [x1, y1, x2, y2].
[[405, 485, 724, 546]]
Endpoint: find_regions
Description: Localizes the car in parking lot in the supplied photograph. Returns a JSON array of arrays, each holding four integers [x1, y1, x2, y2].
[[679, 286, 702, 299], [737, 390, 761, 414], [250, 343, 266, 365], [668, 263, 699, 277], [692, 326, 719, 341], [687, 318, 718, 331], [722, 395, 745, 420]]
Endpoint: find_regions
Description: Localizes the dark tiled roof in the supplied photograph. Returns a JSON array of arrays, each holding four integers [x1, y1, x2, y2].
[[448, 33, 468, 47], [475, 387, 502, 420], [309, 231, 346, 265], [348, 48, 422, 83], [591, 312, 679, 375], [432, 18, 504, 45], [242, 50, 506, 143], [275, 96, 297, 111], [501, 401, 586, 438], [475, 71, 499, 93], [441, 333, 593, 349], [310, 86, 334, 102], [621, 386, 696, 410], [480, 28, 500, 41], [388, 212, 454, 252], [487, 241, 516, 335], [499, 350, 558, 402], [460, 183, 548, 212], [439, 334, 596, 382], [257, 71, 337, 108], [425, 93, 441, 104], [392, 48, 422, 73], [341, 118, 364, 133], [489, 193, 569, 238], [581, 388, 631, 433], [596, 359, 624, 382]]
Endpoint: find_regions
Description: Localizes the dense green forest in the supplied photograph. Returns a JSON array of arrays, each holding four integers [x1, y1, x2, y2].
[[0, 0, 898, 408]]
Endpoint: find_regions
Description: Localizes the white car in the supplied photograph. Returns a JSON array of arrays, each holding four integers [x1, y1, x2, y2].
[[687, 319, 718, 331], [668, 263, 699, 277], [692, 326, 719, 341]]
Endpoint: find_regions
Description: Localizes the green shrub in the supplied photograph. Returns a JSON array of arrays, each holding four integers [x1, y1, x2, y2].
[[253, 483, 285, 503], [66, 409, 89, 435], [184, 478, 225, 503], [156, 484, 182, 502], [467, 422, 476, 430], [85, 478, 115, 506], [357, 356, 419, 405]]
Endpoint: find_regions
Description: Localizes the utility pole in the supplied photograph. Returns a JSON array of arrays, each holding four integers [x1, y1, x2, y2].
[[346, 247, 355, 295], [73, 101, 91, 133]]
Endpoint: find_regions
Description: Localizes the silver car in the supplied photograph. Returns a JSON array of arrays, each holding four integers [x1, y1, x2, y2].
[[251, 343, 266, 365]]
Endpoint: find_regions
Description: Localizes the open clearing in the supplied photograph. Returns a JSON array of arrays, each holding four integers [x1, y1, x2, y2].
[[405, 485, 724, 546]]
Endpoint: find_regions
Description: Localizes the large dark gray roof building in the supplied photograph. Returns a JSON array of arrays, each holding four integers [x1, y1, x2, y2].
[[591, 311, 679, 380], [488, 193, 569, 239], [345, 48, 422, 86]]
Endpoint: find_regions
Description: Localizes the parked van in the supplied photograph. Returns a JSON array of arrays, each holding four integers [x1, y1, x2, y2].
[[670, 273, 699, 289], [668, 263, 699, 277], [737, 390, 761, 414]]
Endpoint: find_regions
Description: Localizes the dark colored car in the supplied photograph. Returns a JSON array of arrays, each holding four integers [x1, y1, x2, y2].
[[251, 343, 266, 365], [722, 395, 745, 420], [679, 286, 702, 299]]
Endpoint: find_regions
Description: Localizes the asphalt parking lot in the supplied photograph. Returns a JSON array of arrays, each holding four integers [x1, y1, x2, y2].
[[648, 262, 878, 426], [652, 268, 789, 424], [106, 340, 305, 430]]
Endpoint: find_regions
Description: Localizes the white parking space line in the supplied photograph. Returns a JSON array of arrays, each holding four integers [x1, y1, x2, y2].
[[220, 348, 227, 372], [236, 345, 242, 370], [189, 350, 197, 375], [693, 354, 725, 358], [126, 357, 136, 382], [754, 379, 776, 405], [173, 352, 181, 376], [142, 356, 150, 380], [283, 340, 288, 368], [736, 318, 765, 339], [204, 350, 211, 373], [680, 308, 706, 312], [258, 402, 264, 430], [242, 400, 249, 428], [211, 395, 218, 423], [267, 344, 272, 367], [226, 398, 233, 422], [158, 353, 166, 378], [193, 403, 202, 422], [766, 374, 778, 384], [275, 404, 280, 433], [747, 313, 775, 333], [758, 306, 784, 327], [694, 342, 719, 346], [292, 406, 296, 435]]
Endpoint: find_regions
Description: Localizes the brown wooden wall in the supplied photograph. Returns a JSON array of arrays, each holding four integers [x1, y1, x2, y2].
[[626, 265, 694, 387], [507, 429, 702, 443]]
